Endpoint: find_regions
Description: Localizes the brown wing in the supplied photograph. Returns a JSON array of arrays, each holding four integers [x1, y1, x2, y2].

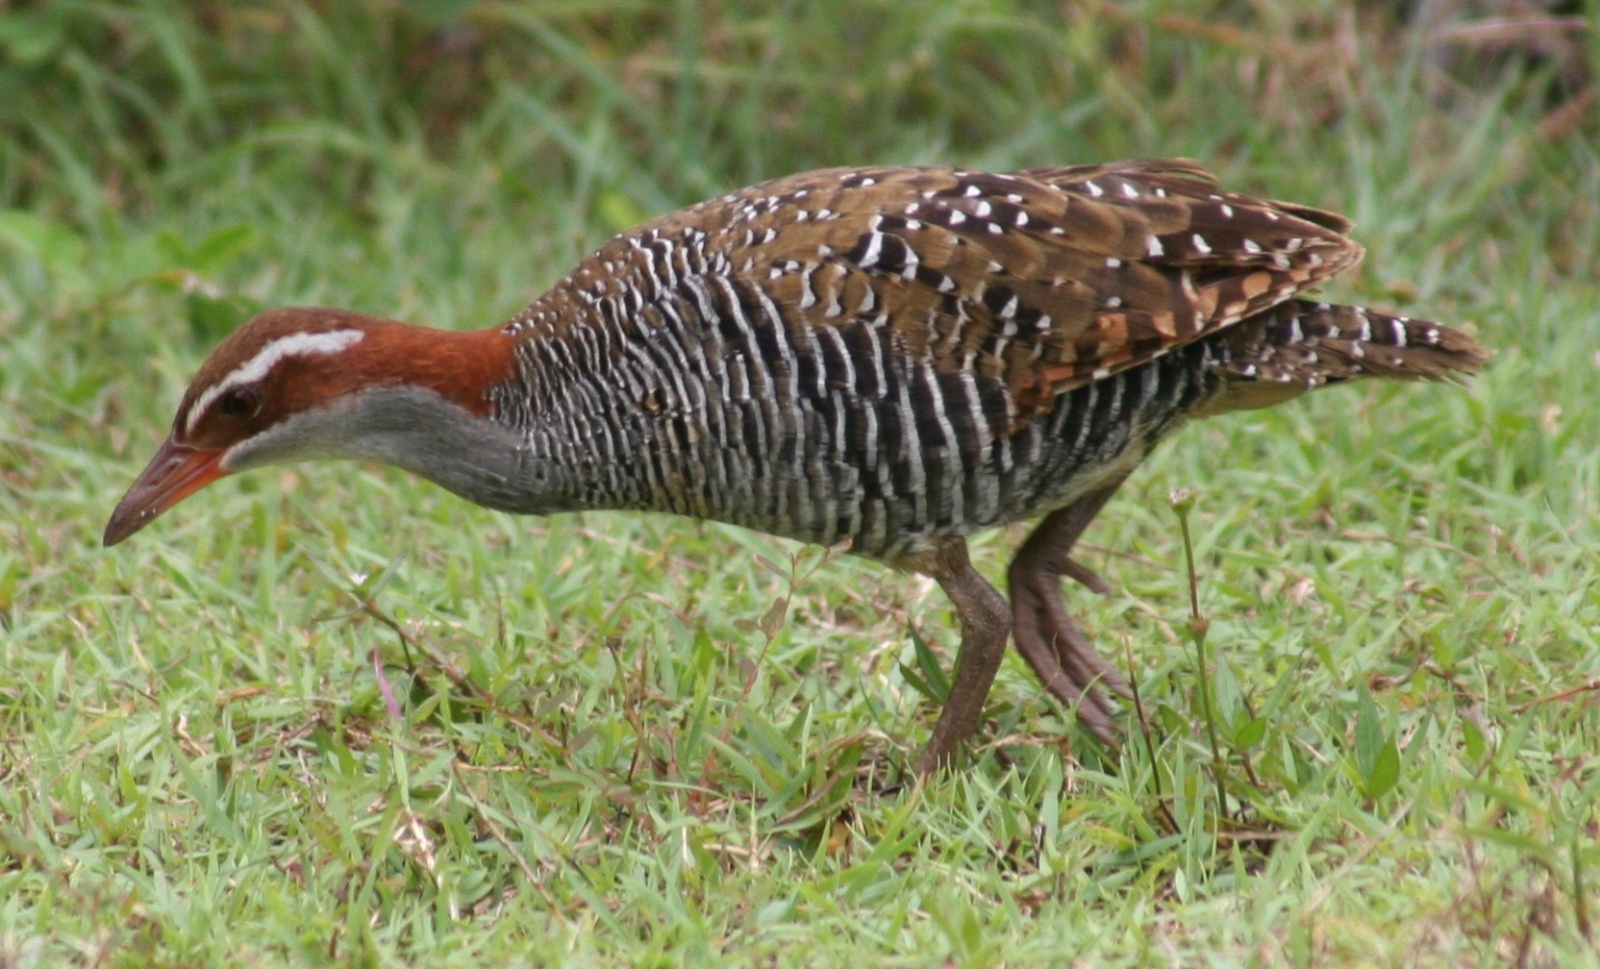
[[710, 160, 1362, 423]]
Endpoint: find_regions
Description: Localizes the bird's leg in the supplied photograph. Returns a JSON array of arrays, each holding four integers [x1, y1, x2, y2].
[[1008, 476, 1133, 744], [899, 538, 1012, 776]]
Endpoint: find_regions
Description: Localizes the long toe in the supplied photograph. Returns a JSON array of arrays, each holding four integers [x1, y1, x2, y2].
[[1037, 586, 1132, 701], [1011, 574, 1127, 743], [1061, 557, 1114, 596], [1045, 623, 1124, 743], [1074, 688, 1121, 746]]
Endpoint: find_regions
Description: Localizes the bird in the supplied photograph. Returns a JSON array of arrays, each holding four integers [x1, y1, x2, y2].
[[104, 160, 1488, 775]]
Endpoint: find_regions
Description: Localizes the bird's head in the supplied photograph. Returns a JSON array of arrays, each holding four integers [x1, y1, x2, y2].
[[104, 307, 513, 546]]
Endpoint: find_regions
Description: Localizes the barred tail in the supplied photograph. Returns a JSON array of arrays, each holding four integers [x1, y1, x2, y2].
[[1199, 299, 1489, 415]]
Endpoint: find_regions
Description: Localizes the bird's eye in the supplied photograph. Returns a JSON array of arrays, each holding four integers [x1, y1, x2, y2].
[[218, 388, 259, 418]]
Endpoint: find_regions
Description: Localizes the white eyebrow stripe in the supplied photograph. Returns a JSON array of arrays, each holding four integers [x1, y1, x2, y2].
[[187, 329, 365, 434]]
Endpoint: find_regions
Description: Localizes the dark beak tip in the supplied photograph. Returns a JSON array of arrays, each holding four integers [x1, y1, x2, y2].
[[102, 505, 141, 548], [102, 438, 227, 550]]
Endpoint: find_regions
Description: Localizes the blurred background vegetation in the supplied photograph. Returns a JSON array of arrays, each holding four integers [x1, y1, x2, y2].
[[3, 0, 1594, 200], [1, 0, 1593, 337], [1, 1, 1597, 966]]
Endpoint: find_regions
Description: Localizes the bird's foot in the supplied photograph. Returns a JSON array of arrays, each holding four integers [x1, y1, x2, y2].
[[1009, 558, 1130, 745]]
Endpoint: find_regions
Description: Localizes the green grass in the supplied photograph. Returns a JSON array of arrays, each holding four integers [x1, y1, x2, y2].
[[3, 1, 1599, 965]]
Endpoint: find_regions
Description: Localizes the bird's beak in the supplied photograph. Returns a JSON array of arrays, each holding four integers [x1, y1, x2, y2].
[[104, 437, 228, 547]]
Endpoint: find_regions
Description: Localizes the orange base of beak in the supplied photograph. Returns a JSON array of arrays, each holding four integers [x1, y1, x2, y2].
[[104, 437, 228, 546]]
